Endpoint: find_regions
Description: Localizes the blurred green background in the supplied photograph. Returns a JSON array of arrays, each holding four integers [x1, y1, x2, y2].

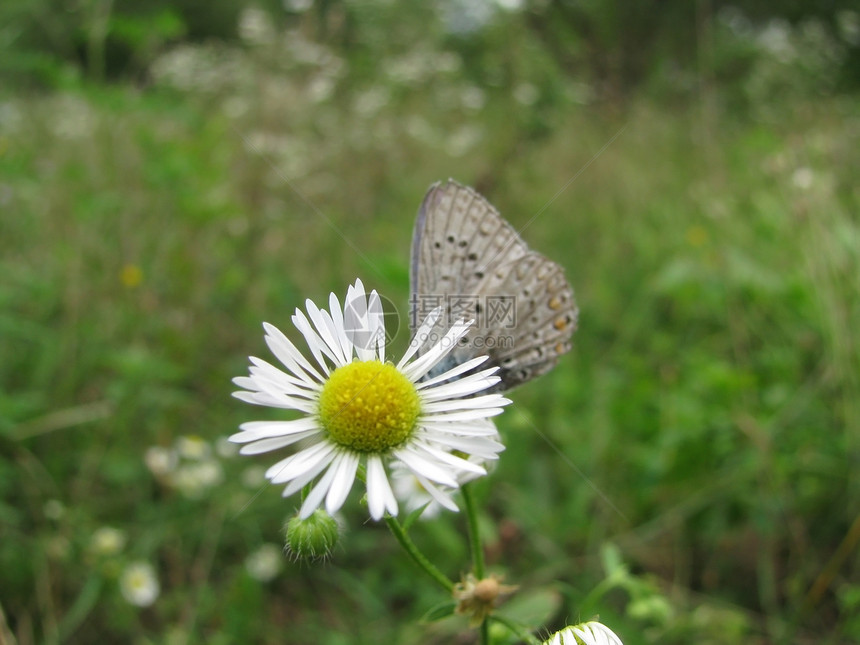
[[2, 1, 859, 643]]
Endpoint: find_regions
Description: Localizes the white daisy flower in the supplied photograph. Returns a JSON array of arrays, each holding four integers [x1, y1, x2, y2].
[[230, 279, 509, 521], [543, 621, 624, 645]]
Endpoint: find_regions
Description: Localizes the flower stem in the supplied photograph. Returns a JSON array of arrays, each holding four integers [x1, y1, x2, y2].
[[461, 483, 489, 645], [385, 516, 454, 592], [461, 482, 485, 578], [479, 620, 489, 644], [490, 614, 542, 645]]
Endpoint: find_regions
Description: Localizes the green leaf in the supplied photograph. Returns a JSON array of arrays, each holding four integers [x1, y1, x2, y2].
[[499, 586, 562, 628], [600, 543, 627, 581], [401, 502, 431, 532], [420, 601, 457, 623]]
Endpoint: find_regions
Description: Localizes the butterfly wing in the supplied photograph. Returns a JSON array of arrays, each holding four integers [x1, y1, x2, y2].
[[410, 180, 577, 391]]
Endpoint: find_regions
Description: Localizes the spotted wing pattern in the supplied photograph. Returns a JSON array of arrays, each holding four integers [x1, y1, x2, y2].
[[410, 180, 577, 390]]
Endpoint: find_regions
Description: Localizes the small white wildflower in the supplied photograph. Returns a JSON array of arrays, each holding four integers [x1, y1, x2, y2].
[[238, 7, 276, 46], [354, 87, 390, 118], [245, 543, 284, 581], [283, 0, 313, 12], [308, 75, 336, 103], [51, 95, 96, 140], [756, 20, 796, 63], [838, 10, 860, 46], [405, 115, 437, 144], [176, 435, 211, 460], [119, 562, 160, 607], [241, 464, 268, 488], [0, 101, 23, 132], [90, 527, 127, 556], [145, 446, 178, 477], [171, 460, 224, 499], [513, 82, 539, 106], [222, 96, 250, 119], [445, 124, 483, 157], [215, 436, 240, 458], [791, 167, 814, 190], [43, 499, 65, 520], [461, 86, 486, 111], [434, 51, 462, 74]]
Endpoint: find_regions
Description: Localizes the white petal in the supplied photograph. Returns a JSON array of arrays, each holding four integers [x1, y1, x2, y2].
[[262, 322, 324, 385], [325, 451, 359, 515], [422, 433, 504, 459], [248, 356, 321, 393], [421, 394, 510, 414], [413, 442, 486, 475], [401, 319, 472, 382], [232, 418, 320, 442], [421, 408, 506, 423], [418, 372, 500, 401], [231, 390, 316, 412], [306, 298, 348, 366], [344, 281, 374, 362], [419, 420, 500, 436], [299, 459, 340, 519], [413, 473, 459, 512], [414, 355, 491, 389], [232, 375, 260, 391], [247, 362, 319, 400], [240, 367, 308, 399], [292, 309, 337, 374], [267, 441, 336, 484], [280, 453, 336, 497], [232, 389, 317, 414], [367, 290, 386, 361], [397, 307, 443, 369], [329, 292, 355, 361], [238, 430, 319, 454], [366, 455, 398, 520], [394, 446, 459, 487]]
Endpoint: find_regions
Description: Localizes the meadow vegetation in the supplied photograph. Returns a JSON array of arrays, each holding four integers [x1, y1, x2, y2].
[[1, 2, 859, 643]]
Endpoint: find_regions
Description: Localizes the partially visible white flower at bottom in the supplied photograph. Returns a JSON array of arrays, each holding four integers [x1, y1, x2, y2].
[[544, 621, 623, 645], [119, 561, 160, 608]]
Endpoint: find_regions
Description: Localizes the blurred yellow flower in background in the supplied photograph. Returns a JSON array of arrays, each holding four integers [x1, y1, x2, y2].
[[120, 264, 143, 289]]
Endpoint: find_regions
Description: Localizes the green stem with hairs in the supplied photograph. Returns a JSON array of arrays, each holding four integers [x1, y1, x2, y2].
[[385, 516, 454, 592]]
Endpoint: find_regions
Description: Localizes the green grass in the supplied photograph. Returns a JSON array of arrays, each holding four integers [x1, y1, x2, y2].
[[1, 53, 859, 644]]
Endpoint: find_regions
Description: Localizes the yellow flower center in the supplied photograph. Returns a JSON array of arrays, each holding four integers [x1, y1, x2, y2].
[[318, 360, 420, 453]]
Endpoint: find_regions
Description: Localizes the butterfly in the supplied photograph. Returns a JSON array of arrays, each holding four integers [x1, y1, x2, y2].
[[409, 179, 577, 391]]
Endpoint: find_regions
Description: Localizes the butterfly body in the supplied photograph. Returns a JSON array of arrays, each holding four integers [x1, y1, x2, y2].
[[410, 180, 577, 391]]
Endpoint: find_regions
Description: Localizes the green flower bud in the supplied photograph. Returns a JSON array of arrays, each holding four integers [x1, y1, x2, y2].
[[284, 509, 339, 561]]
